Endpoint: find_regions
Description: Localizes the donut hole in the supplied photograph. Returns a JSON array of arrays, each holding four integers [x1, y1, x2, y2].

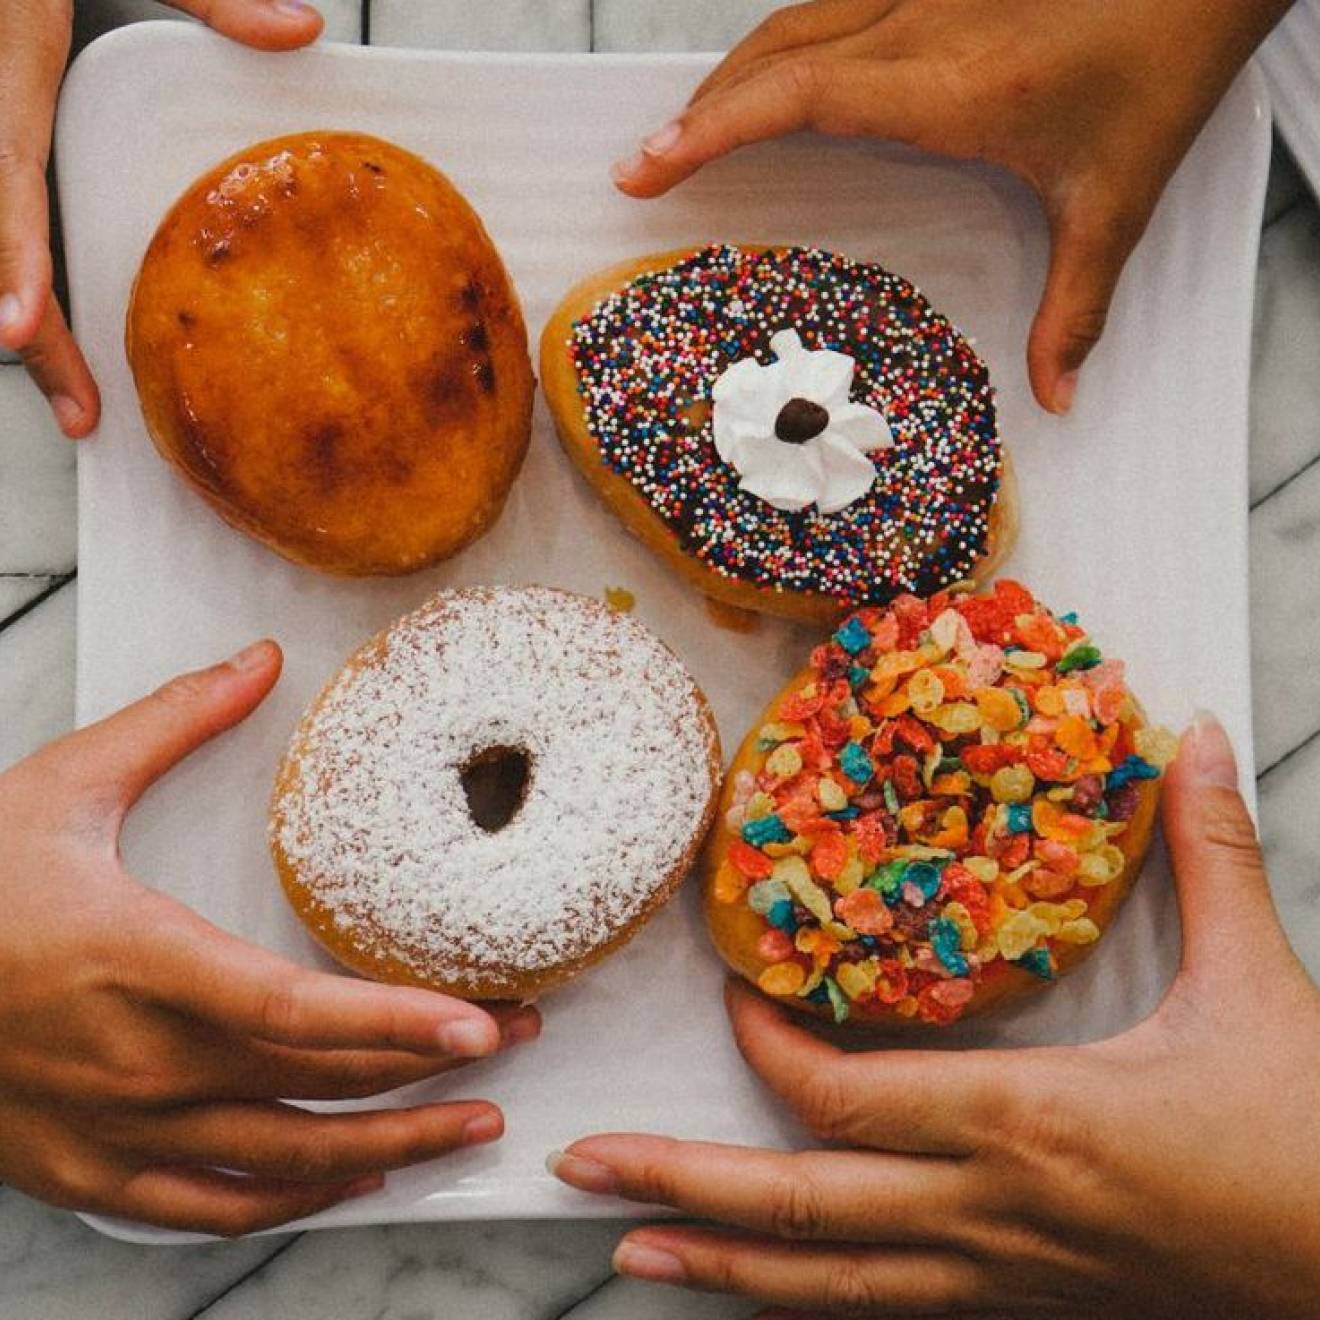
[[460, 745, 531, 833]]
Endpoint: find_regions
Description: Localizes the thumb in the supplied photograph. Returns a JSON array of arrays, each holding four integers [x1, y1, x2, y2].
[[46, 640, 282, 816], [1161, 711, 1290, 982], [165, 0, 324, 52], [1027, 194, 1148, 415]]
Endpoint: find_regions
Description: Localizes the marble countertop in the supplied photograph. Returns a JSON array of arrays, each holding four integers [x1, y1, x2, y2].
[[3, 2, 1319, 1317]]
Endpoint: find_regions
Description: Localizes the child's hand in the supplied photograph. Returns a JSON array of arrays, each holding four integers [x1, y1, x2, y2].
[[0, 0, 324, 439], [0, 641, 539, 1236], [612, 0, 1291, 414], [553, 714, 1320, 1318]]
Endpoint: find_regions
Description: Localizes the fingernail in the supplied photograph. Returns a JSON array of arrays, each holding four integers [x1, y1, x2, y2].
[[343, 1173, 384, 1199], [273, 0, 309, 13], [51, 394, 85, 435], [0, 292, 21, 334], [1054, 370, 1079, 414], [613, 1240, 687, 1285], [546, 1149, 618, 1195], [641, 120, 683, 157], [610, 152, 646, 186], [502, 1010, 541, 1046], [461, 1111, 504, 1146], [226, 639, 273, 672], [1188, 710, 1238, 789], [439, 1018, 498, 1058]]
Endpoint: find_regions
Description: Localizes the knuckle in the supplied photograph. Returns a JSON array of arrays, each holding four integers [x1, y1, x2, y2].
[[280, 1129, 344, 1183], [1196, 790, 1261, 860], [792, 1067, 854, 1141], [108, 1065, 178, 1107], [319, 1055, 381, 1097], [765, 1157, 831, 1240], [0, 145, 36, 180], [781, 54, 826, 110], [43, 1151, 102, 1209], [1061, 306, 1109, 356], [151, 670, 213, 711], [822, 1255, 883, 1311], [630, 1155, 677, 1206], [757, 4, 809, 44], [257, 979, 304, 1041]]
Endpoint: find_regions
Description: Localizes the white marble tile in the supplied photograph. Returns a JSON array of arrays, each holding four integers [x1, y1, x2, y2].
[[1250, 190, 1320, 504], [1259, 732, 1320, 981], [370, 0, 589, 52], [72, 0, 362, 49], [0, 575, 57, 624], [1249, 455, 1320, 773], [0, 1189, 285, 1320], [0, 368, 76, 575], [593, 0, 778, 51], [0, 578, 74, 771], [564, 1273, 758, 1319], [197, 1220, 625, 1319]]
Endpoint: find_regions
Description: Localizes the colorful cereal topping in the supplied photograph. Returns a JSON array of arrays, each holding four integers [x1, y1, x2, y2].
[[715, 581, 1176, 1026], [568, 245, 1000, 603]]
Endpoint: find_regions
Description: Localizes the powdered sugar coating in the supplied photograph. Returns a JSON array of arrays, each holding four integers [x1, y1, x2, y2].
[[273, 587, 719, 989]]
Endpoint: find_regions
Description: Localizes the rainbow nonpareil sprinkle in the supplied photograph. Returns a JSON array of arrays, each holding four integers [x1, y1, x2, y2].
[[567, 245, 1001, 604], [713, 581, 1177, 1026]]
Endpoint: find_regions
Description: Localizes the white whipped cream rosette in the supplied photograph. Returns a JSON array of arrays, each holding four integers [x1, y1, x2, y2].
[[712, 328, 894, 514]]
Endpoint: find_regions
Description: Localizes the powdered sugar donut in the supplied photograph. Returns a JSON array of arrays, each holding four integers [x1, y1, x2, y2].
[[271, 587, 721, 999]]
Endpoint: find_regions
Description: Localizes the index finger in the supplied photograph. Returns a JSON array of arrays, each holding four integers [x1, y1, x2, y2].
[[551, 1135, 977, 1247], [138, 904, 507, 1059], [612, 57, 926, 200]]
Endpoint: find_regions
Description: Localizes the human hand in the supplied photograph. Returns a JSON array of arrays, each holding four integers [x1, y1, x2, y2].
[[611, 0, 1292, 414], [0, 640, 540, 1236], [0, 0, 324, 439], [551, 713, 1320, 1318]]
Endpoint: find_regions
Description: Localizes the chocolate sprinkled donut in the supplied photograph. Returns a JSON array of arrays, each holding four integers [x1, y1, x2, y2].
[[559, 244, 1008, 611]]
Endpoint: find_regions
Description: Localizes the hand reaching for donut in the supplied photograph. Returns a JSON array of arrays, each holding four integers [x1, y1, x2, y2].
[[0, 641, 539, 1236], [0, 0, 324, 439], [551, 714, 1320, 1318], [612, 0, 1293, 415]]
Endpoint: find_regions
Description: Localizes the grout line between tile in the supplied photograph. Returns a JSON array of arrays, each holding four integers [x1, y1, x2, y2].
[[1257, 724, 1320, 783], [0, 570, 75, 636], [183, 1234, 304, 1320], [541, 1268, 617, 1320], [1249, 447, 1320, 510]]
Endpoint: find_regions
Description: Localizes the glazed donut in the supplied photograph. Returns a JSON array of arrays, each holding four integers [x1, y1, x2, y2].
[[702, 580, 1174, 1028], [271, 586, 721, 1000], [540, 244, 1016, 626], [127, 131, 534, 576]]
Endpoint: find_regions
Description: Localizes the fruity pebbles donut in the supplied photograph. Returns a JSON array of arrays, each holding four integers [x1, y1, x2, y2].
[[541, 244, 1017, 626], [272, 586, 721, 1000], [703, 580, 1177, 1027]]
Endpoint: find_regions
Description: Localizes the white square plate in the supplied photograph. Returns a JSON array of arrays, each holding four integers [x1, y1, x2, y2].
[[57, 24, 1268, 1243]]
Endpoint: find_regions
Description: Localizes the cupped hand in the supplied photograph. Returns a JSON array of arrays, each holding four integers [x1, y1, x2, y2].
[[612, 0, 1292, 414], [0, 640, 539, 1236], [0, 0, 324, 439], [552, 714, 1320, 1318]]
